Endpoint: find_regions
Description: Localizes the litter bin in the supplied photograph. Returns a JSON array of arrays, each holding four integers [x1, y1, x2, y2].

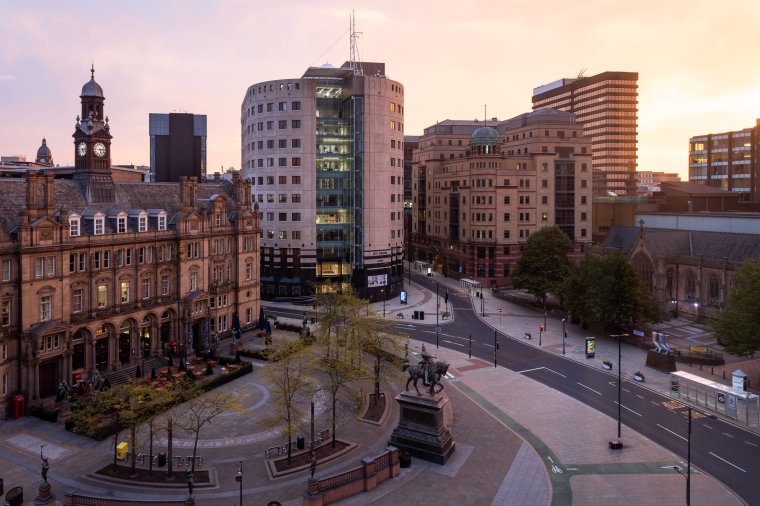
[[419, 311, 425, 321], [157, 452, 167, 467], [296, 435, 305, 450], [412, 310, 419, 320], [0, 477, 3, 495], [5, 486, 23, 506], [116, 442, 128, 461]]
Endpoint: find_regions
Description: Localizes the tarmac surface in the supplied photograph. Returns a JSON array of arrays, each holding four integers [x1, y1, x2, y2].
[[0, 265, 754, 505]]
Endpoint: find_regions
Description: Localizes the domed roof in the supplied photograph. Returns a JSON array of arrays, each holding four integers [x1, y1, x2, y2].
[[36, 138, 52, 157], [81, 66, 104, 98], [471, 126, 500, 146]]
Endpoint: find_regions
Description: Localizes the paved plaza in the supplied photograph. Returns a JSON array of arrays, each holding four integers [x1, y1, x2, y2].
[[0, 268, 753, 505]]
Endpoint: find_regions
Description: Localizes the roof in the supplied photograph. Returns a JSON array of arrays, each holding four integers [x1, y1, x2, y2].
[[602, 225, 760, 265], [471, 126, 500, 146]]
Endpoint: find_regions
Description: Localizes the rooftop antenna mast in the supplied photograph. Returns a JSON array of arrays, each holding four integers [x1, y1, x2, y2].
[[349, 11, 363, 75], [484, 104, 487, 126]]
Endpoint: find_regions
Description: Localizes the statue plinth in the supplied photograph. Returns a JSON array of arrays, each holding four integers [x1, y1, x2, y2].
[[34, 482, 55, 505], [645, 351, 676, 372], [389, 391, 455, 465]]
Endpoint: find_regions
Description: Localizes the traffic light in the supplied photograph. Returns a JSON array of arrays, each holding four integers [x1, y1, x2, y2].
[[496, 341, 501, 350], [539, 323, 544, 332], [564, 330, 568, 338], [444, 291, 449, 304]]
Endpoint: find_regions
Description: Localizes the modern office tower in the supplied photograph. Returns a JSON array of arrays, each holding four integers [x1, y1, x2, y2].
[[410, 109, 592, 286], [532, 71, 638, 195], [149, 112, 207, 182], [689, 119, 759, 200], [241, 61, 405, 300], [403, 135, 419, 264], [0, 68, 259, 418]]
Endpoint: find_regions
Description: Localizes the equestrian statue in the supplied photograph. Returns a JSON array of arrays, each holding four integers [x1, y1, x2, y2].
[[404, 346, 449, 395]]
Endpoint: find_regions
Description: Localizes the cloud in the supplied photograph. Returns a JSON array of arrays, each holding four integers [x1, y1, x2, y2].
[[0, 75, 16, 81]]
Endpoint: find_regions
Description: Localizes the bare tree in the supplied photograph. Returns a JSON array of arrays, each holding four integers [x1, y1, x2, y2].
[[355, 315, 405, 406], [260, 339, 315, 464], [174, 390, 245, 474]]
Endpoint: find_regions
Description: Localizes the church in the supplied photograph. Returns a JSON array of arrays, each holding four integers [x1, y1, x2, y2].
[[0, 68, 261, 418]]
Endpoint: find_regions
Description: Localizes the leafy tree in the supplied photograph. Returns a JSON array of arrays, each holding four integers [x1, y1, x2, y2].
[[713, 257, 760, 356], [511, 226, 573, 303], [355, 315, 405, 405], [561, 253, 659, 329], [260, 339, 315, 464], [174, 390, 244, 475]]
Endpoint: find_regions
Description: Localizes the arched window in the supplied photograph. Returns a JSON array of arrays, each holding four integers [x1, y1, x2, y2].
[[708, 274, 720, 306], [685, 271, 697, 301]]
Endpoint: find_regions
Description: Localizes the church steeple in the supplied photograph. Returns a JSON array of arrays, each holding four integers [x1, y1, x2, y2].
[[73, 65, 114, 203]]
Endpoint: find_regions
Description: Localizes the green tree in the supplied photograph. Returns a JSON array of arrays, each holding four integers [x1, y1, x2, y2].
[[712, 257, 760, 356], [355, 315, 405, 406], [511, 226, 573, 303], [260, 339, 315, 464], [562, 253, 658, 329]]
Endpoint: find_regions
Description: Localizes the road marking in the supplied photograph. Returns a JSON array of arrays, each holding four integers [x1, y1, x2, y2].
[[565, 467, 578, 471], [613, 401, 642, 417], [657, 424, 687, 442], [543, 368, 567, 378], [702, 424, 714, 430], [722, 432, 734, 438], [636, 394, 644, 399], [650, 401, 659, 406], [745, 441, 758, 447], [442, 340, 464, 347], [709, 452, 746, 473], [623, 388, 630, 393], [517, 367, 545, 374], [577, 382, 602, 396]]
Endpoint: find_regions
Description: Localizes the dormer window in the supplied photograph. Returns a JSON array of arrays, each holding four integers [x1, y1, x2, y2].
[[158, 215, 167, 231], [215, 213, 222, 226], [138, 215, 148, 232], [117, 216, 127, 233], [94, 217, 104, 235], [70, 217, 80, 237]]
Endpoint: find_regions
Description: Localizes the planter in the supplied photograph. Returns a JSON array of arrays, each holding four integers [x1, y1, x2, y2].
[[602, 362, 613, 370], [398, 451, 412, 468], [633, 374, 645, 382]]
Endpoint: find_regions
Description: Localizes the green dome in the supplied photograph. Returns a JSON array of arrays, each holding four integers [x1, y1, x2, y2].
[[471, 126, 500, 146]]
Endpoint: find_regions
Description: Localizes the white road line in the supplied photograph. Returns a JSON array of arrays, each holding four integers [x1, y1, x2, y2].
[[543, 368, 567, 378], [657, 423, 687, 442], [577, 382, 602, 396], [703, 424, 714, 430], [442, 340, 464, 347], [745, 441, 758, 447], [613, 401, 641, 417], [709, 452, 746, 473], [517, 367, 545, 374], [636, 394, 644, 399], [722, 432, 734, 438], [622, 388, 630, 393]]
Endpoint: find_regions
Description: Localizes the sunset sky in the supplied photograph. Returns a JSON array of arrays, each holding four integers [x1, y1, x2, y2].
[[2, 0, 759, 181]]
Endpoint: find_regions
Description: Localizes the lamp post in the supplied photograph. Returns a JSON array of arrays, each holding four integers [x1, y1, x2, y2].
[[236, 460, 243, 506], [381, 289, 386, 317], [610, 333, 628, 441], [561, 318, 566, 355], [693, 300, 699, 323], [543, 301, 548, 333], [480, 286, 485, 316], [671, 406, 715, 506], [435, 282, 440, 349]]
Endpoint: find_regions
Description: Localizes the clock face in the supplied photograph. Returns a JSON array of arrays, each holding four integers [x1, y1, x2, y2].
[[94, 142, 106, 158], [77, 142, 87, 157]]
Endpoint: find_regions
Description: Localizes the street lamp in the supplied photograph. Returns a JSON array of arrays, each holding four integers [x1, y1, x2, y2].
[[561, 319, 566, 355], [609, 333, 629, 442], [435, 282, 440, 349], [235, 460, 243, 506], [381, 289, 386, 317], [693, 300, 699, 323], [671, 406, 715, 506]]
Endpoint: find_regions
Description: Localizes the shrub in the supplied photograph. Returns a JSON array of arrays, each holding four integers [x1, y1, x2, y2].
[[30, 404, 59, 423]]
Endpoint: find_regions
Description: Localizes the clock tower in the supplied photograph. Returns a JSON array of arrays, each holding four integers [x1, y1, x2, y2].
[[73, 65, 115, 203]]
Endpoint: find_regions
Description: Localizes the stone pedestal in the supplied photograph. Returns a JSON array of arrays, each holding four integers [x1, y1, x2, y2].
[[389, 391, 455, 465], [645, 351, 676, 373], [34, 482, 55, 505]]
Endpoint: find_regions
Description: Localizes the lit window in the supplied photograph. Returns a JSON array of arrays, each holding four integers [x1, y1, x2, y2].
[[120, 281, 130, 303], [98, 285, 107, 308]]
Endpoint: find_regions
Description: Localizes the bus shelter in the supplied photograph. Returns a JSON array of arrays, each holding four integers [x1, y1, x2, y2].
[[669, 370, 759, 427], [459, 278, 481, 295]]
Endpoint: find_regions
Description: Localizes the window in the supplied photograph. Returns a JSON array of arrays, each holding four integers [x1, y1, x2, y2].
[[158, 215, 167, 230], [138, 216, 148, 232], [94, 252, 101, 270], [70, 218, 80, 237], [246, 307, 252, 324], [291, 119, 301, 128], [1, 299, 10, 326], [126, 248, 132, 265], [162, 275, 170, 296], [142, 278, 151, 299], [278, 120, 287, 129], [117, 216, 127, 233], [581, 180, 587, 188], [190, 271, 197, 291], [292, 175, 301, 184], [73, 289, 83, 313], [245, 262, 252, 280], [94, 217, 104, 235], [292, 157, 301, 167], [581, 212, 587, 221], [267, 121, 274, 130], [266, 103, 273, 112], [292, 194, 301, 203], [278, 157, 287, 166], [278, 139, 287, 148], [278, 101, 287, 111], [292, 139, 301, 148], [40, 295, 52, 321], [581, 196, 587, 204], [103, 251, 110, 268], [292, 212, 301, 221], [278, 212, 287, 221], [35, 258, 44, 278], [292, 101, 301, 110], [542, 196, 548, 204], [138, 247, 145, 264], [1, 259, 9, 281], [120, 281, 130, 303], [292, 230, 301, 240], [79, 253, 87, 272]]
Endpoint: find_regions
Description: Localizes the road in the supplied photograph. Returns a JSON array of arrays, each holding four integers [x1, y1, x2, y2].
[[265, 287, 760, 506]]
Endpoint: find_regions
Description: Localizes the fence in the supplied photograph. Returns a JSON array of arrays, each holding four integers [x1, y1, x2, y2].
[[303, 446, 400, 506], [63, 490, 191, 506], [265, 429, 330, 459]]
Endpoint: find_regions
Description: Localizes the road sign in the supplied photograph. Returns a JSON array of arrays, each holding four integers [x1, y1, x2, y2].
[[498, 307, 503, 313], [435, 327, 441, 332]]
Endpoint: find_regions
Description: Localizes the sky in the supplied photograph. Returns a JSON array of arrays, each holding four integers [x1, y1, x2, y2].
[[2, 0, 760, 181]]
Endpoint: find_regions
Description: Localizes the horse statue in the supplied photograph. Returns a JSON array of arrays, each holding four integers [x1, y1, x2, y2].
[[404, 360, 450, 396]]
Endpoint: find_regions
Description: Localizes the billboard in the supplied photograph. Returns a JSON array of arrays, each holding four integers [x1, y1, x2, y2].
[[367, 274, 388, 288], [585, 337, 596, 359]]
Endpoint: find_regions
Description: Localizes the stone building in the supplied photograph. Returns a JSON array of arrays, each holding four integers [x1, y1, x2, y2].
[[0, 69, 260, 418], [410, 109, 593, 287]]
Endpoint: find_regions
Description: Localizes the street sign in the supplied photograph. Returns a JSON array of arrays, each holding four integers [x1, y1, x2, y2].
[[435, 327, 441, 332], [498, 307, 503, 313]]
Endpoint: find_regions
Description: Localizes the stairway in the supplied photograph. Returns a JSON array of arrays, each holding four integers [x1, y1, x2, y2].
[[103, 357, 168, 386]]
